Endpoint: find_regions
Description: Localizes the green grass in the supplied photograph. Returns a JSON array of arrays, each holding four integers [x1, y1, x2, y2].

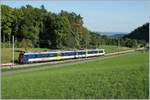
[[99, 45, 131, 53], [2, 51, 149, 99]]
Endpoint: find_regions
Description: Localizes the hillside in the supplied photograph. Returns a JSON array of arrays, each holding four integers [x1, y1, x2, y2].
[[124, 23, 149, 42]]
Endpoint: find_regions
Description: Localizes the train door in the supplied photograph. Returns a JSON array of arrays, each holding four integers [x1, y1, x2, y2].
[[18, 51, 25, 64]]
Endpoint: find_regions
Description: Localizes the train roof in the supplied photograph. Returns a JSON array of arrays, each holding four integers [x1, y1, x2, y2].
[[24, 49, 104, 55]]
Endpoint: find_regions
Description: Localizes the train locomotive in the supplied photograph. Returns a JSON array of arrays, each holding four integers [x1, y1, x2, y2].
[[18, 49, 105, 64]]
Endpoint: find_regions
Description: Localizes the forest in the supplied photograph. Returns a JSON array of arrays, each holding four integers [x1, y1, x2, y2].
[[123, 23, 149, 42], [1, 5, 149, 49]]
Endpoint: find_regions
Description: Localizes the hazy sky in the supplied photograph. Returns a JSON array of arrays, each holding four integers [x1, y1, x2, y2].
[[1, 0, 149, 33]]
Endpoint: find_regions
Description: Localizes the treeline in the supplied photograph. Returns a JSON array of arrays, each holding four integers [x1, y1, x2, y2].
[[1, 4, 118, 49], [124, 23, 149, 42], [122, 23, 149, 48], [1, 4, 148, 49]]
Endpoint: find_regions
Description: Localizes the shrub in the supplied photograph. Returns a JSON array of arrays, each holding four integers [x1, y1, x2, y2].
[[19, 39, 33, 51]]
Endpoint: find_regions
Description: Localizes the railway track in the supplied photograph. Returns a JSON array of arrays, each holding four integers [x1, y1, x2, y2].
[[2, 48, 146, 76], [1, 48, 145, 70], [2, 49, 135, 69]]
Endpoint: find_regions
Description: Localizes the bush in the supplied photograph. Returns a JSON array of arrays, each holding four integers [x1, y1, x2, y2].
[[19, 39, 33, 51], [1, 42, 12, 48]]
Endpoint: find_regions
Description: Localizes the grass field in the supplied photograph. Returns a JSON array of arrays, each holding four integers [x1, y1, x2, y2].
[[1, 45, 130, 63], [2, 51, 149, 99], [99, 45, 131, 53]]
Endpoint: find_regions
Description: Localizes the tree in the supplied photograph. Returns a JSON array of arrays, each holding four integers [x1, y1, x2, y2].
[[52, 16, 71, 49], [3, 4, 142, 50], [17, 5, 43, 47], [89, 32, 101, 48], [80, 27, 90, 49], [123, 38, 137, 48], [132, 39, 138, 48], [138, 40, 147, 47], [1, 5, 14, 43], [59, 10, 84, 49], [124, 23, 149, 42]]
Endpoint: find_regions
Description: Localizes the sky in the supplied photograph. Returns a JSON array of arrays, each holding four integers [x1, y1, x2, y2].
[[1, 0, 149, 33]]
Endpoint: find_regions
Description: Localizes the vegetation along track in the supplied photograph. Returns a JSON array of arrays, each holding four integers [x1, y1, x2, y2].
[[2, 49, 141, 76]]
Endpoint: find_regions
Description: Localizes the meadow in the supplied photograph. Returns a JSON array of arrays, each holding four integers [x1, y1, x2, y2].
[[99, 45, 131, 53], [2, 51, 149, 99]]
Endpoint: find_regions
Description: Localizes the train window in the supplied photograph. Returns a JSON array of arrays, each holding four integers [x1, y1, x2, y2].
[[99, 50, 104, 53], [33, 54, 35, 58], [37, 54, 41, 58], [77, 52, 86, 55], [42, 54, 45, 57], [47, 53, 57, 57], [39, 54, 42, 58], [35, 53, 53, 58], [53, 53, 58, 57], [41, 54, 43, 57], [48, 53, 53, 57], [87, 51, 91, 54], [36, 54, 39, 58], [39, 54, 44, 58], [95, 51, 98, 53], [61, 53, 65, 56], [43, 54, 50, 58], [88, 51, 92, 54], [79, 52, 82, 55], [83, 52, 86, 54], [46, 54, 49, 57], [62, 52, 75, 56], [88, 51, 98, 54], [77, 52, 80, 55], [34, 54, 38, 58], [33, 54, 37, 58], [31, 54, 34, 58], [28, 54, 33, 58], [44, 54, 48, 57], [24, 55, 29, 60], [32, 54, 36, 58]]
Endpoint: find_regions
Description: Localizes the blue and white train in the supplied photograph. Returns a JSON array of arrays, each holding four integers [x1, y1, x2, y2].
[[18, 49, 105, 64]]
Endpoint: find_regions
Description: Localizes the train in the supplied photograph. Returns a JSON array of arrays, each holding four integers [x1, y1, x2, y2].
[[18, 49, 105, 64]]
